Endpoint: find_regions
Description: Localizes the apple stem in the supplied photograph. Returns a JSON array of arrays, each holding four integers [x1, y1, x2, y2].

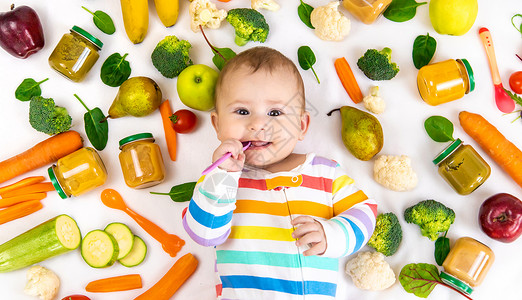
[[494, 213, 507, 222], [199, 25, 226, 63], [10, 4, 14, 10]]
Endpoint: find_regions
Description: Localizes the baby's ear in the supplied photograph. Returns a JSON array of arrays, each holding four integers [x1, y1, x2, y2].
[[211, 111, 219, 133], [298, 111, 311, 140]]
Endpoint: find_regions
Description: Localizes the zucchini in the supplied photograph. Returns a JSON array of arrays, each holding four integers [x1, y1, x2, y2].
[[81, 230, 119, 268], [119, 235, 147, 267], [104, 222, 134, 260], [0, 214, 81, 273]]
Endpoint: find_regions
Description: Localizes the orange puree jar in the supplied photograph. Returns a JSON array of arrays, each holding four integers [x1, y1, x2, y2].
[[417, 59, 475, 106], [441, 237, 494, 295], [342, 0, 392, 24]]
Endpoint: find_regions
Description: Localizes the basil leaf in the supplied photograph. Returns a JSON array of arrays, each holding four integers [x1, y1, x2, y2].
[[424, 116, 455, 142], [150, 182, 197, 202], [399, 263, 441, 298], [82, 6, 115, 35], [297, 46, 320, 84], [298, 0, 315, 29], [434, 235, 450, 266], [15, 78, 48, 101], [512, 14, 522, 36], [412, 33, 436, 69], [74, 94, 109, 151], [383, 0, 427, 22], [100, 53, 131, 87], [212, 47, 236, 71]]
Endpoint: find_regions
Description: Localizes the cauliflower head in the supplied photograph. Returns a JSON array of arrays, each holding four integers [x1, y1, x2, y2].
[[363, 86, 385, 114], [374, 155, 418, 191], [189, 0, 227, 32], [252, 0, 280, 11], [24, 265, 60, 300], [310, 1, 350, 41], [345, 251, 396, 291]]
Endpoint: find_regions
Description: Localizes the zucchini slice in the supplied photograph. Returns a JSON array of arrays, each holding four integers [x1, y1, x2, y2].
[[104, 222, 134, 260], [119, 235, 147, 267], [81, 230, 119, 268]]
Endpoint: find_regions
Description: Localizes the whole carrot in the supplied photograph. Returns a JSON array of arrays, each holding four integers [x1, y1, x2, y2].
[[0, 131, 83, 184], [334, 57, 364, 104], [1, 182, 55, 198], [159, 100, 177, 161], [0, 200, 43, 225], [459, 111, 522, 188], [0, 193, 46, 209], [0, 176, 45, 195], [85, 274, 142, 292]]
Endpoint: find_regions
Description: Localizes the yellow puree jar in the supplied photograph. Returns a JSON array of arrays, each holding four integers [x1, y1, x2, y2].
[[48, 147, 107, 199], [119, 133, 166, 189], [433, 139, 490, 195], [417, 59, 475, 106], [48, 26, 103, 82], [342, 0, 392, 24], [441, 237, 495, 295]]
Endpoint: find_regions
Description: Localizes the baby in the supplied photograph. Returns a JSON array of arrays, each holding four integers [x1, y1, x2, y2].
[[183, 46, 377, 299]]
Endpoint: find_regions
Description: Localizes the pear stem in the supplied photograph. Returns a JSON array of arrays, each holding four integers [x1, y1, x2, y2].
[[100, 115, 111, 123], [326, 108, 341, 116]]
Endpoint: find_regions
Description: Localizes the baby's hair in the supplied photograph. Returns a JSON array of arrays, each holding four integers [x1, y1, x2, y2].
[[214, 46, 305, 110]]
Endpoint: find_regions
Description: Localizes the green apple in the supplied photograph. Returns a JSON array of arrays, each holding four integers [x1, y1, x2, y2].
[[177, 64, 219, 111], [429, 0, 478, 36]]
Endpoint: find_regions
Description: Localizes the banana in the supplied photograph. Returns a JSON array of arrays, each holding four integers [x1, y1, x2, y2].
[[120, 0, 149, 44], [154, 0, 179, 27]]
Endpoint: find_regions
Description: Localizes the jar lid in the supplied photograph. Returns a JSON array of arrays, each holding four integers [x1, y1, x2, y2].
[[47, 165, 69, 199], [440, 272, 473, 295], [119, 133, 154, 149], [458, 59, 475, 92], [433, 138, 462, 165], [71, 26, 103, 50]]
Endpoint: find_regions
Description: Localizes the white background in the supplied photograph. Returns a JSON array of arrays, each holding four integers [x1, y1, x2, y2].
[[0, 0, 521, 299]]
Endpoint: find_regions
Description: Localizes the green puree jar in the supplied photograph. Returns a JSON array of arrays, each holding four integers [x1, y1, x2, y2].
[[48, 26, 103, 82], [433, 139, 491, 195]]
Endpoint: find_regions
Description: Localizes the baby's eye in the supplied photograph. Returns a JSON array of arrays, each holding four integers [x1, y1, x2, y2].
[[268, 110, 282, 117], [235, 108, 249, 115]]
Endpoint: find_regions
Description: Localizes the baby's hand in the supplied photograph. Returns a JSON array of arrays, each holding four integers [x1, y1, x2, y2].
[[291, 216, 326, 256], [212, 139, 246, 172]]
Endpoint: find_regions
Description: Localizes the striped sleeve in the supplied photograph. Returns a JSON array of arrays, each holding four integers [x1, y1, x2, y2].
[[182, 167, 241, 247], [317, 164, 377, 258]]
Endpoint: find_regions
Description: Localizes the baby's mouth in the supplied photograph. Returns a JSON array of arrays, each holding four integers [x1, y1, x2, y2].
[[246, 141, 271, 149]]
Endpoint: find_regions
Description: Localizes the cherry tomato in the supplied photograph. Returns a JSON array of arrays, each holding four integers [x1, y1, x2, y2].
[[170, 109, 197, 134], [509, 71, 522, 94], [61, 296, 91, 300]]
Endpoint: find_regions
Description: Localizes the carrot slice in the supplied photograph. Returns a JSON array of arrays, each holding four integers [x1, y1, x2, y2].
[[334, 57, 364, 104], [86, 274, 142, 293], [0, 200, 43, 225], [0, 176, 45, 195], [159, 100, 177, 161], [0, 193, 46, 209], [1, 182, 55, 198]]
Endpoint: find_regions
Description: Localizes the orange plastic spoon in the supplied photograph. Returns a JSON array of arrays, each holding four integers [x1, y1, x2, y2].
[[101, 189, 184, 257]]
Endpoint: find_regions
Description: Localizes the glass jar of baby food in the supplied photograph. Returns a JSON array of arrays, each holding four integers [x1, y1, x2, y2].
[[118, 133, 166, 189], [417, 59, 475, 106], [342, 0, 392, 24], [48, 26, 103, 82], [441, 237, 494, 295], [433, 139, 490, 195], [48, 147, 107, 199]]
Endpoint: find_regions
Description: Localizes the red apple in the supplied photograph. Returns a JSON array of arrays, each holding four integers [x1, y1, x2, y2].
[[0, 4, 44, 58], [479, 193, 522, 243]]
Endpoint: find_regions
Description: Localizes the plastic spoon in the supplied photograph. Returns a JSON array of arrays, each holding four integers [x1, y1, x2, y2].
[[479, 27, 515, 113], [100, 189, 184, 257], [201, 141, 251, 175]]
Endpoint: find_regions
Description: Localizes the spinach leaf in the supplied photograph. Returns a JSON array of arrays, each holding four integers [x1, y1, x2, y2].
[[434, 234, 450, 266], [15, 78, 48, 101], [298, 0, 315, 29], [150, 182, 197, 202], [82, 6, 115, 35], [212, 47, 236, 71], [512, 14, 522, 36], [412, 33, 436, 69], [74, 94, 109, 151], [297, 46, 320, 84], [383, 0, 427, 22], [424, 116, 455, 142], [399, 263, 441, 297], [100, 53, 131, 87]]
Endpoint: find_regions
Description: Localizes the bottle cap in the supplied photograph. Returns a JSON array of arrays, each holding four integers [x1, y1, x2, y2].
[[440, 272, 473, 295], [433, 138, 462, 165], [71, 26, 103, 49], [48, 166, 69, 199], [458, 59, 475, 92], [119, 133, 154, 149]]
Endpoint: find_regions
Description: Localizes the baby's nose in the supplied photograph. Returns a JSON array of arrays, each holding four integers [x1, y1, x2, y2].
[[248, 115, 268, 131]]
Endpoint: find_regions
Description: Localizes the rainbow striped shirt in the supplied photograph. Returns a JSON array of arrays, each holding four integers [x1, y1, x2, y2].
[[183, 154, 377, 299]]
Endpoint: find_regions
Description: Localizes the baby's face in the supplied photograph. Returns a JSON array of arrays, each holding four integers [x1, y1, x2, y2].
[[211, 66, 310, 169]]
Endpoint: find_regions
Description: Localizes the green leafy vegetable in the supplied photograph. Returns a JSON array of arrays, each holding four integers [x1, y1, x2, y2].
[[434, 234, 450, 266], [512, 14, 522, 36], [424, 116, 455, 142], [412, 33, 436, 69], [383, 0, 427, 22], [150, 182, 197, 202], [504, 88, 522, 106], [199, 25, 236, 71], [297, 46, 320, 84], [74, 94, 109, 151], [298, 0, 315, 29], [82, 6, 115, 35], [15, 78, 48, 101], [100, 53, 131, 87], [399, 263, 441, 297]]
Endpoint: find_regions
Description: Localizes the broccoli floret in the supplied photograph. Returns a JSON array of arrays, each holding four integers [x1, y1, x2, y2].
[[226, 8, 269, 46], [151, 35, 193, 78], [367, 212, 402, 256], [29, 96, 72, 135], [357, 47, 399, 81], [404, 200, 455, 241]]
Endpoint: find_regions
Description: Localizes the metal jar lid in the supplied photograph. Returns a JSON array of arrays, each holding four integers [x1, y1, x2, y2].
[[119, 132, 155, 149], [433, 138, 462, 165], [71, 25, 103, 50], [440, 272, 473, 295], [458, 59, 475, 93], [47, 165, 69, 199]]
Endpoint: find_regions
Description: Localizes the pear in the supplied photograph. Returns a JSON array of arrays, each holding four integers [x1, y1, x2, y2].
[[108, 77, 162, 118], [327, 106, 384, 161]]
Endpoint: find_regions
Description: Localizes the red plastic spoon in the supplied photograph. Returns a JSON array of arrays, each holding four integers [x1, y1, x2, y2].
[[479, 27, 515, 113]]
